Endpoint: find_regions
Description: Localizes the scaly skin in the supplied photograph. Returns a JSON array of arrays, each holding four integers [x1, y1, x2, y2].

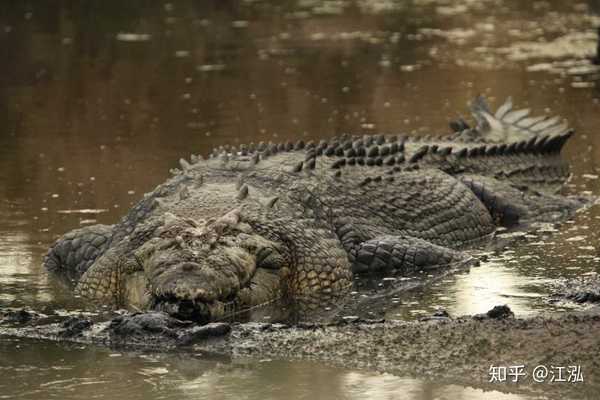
[[44, 97, 583, 322]]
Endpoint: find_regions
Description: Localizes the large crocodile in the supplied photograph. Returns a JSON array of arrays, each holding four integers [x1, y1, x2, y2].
[[43, 97, 582, 323]]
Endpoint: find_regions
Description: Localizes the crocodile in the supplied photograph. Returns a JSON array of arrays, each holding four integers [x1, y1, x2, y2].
[[43, 96, 583, 323]]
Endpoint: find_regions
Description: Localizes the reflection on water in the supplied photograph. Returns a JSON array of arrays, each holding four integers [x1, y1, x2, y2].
[[0, 337, 529, 400], [441, 261, 544, 317], [1, 0, 600, 399]]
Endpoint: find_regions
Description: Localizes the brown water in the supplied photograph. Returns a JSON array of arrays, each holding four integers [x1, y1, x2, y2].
[[2, 1, 600, 399]]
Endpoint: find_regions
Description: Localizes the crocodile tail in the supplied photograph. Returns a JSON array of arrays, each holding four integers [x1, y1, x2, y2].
[[441, 97, 576, 194], [455, 96, 572, 146]]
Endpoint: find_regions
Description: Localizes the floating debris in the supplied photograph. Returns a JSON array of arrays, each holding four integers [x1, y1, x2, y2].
[[116, 33, 151, 42], [310, 31, 386, 44], [196, 64, 226, 72], [535, 223, 559, 233], [231, 20, 249, 28], [418, 28, 476, 44], [400, 64, 419, 72], [174, 50, 190, 58], [436, 4, 467, 16], [500, 31, 596, 61], [57, 209, 108, 214], [578, 246, 596, 251], [567, 65, 600, 75], [566, 235, 587, 242], [138, 367, 169, 376], [572, 81, 595, 89], [527, 63, 555, 72], [497, 231, 527, 239]]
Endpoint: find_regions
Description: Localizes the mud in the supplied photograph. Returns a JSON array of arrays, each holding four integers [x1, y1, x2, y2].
[[550, 273, 600, 304], [2, 305, 599, 399]]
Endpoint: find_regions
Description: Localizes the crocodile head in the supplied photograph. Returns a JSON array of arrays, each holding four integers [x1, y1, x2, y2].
[[76, 209, 288, 323]]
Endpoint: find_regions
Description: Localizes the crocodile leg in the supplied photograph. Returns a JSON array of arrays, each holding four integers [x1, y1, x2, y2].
[[247, 216, 354, 313], [74, 241, 142, 307], [44, 224, 113, 281], [351, 235, 474, 274], [459, 174, 583, 226]]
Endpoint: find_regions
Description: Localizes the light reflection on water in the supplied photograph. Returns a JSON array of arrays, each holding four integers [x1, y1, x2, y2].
[[445, 262, 543, 317], [1, 0, 600, 399], [0, 338, 528, 400]]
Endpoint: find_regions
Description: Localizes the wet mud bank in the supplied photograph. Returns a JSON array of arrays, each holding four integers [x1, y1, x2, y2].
[[2, 304, 599, 399]]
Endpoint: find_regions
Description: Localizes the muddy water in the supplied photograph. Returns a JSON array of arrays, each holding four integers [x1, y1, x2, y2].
[[1, 1, 600, 399]]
